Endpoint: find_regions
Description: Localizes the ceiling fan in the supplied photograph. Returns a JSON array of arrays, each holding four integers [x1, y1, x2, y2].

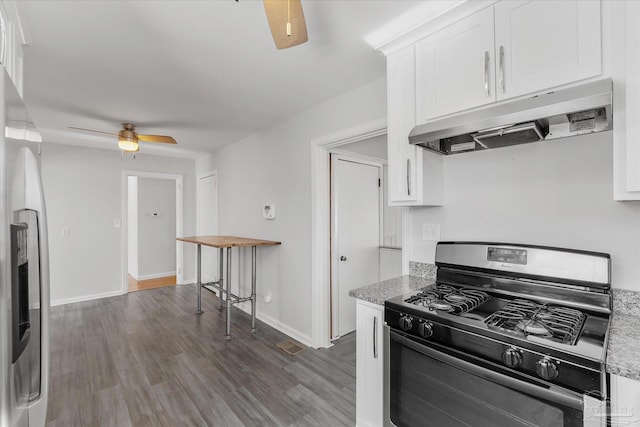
[[68, 123, 177, 152], [262, 0, 308, 49]]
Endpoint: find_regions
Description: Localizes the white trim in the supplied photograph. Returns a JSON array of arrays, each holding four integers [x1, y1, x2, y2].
[[121, 171, 184, 295], [310, 118, 387, 349], [51, 290, 124, 307], [369, 0, 496, 56], [135, 271, 177, 281], [329, 149, 387, 166]]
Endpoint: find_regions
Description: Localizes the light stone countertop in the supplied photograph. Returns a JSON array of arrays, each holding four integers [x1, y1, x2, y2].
[[606, 289, 640, 382], [348, 275, 436, 306], [606, 313, 640, 382]]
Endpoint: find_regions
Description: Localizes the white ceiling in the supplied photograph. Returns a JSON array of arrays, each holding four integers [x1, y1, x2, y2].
[[21, 0, 432, 158]]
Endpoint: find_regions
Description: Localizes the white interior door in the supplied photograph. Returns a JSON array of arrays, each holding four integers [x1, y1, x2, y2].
[[333, 156, 381, 337], [198, 173, 218, 283]]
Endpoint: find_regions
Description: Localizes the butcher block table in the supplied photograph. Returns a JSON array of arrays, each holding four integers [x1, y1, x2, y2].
[[177, 235, 281, 339]]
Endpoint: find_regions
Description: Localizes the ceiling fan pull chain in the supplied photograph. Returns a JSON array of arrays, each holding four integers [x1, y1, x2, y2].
[[286, 0, 292, 36]]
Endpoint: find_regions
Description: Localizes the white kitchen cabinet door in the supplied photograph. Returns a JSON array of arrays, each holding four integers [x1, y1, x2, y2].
[[494, 0, 601, 101], [415, 6, 495, 123], [609, 374, 640, 426], [387, 45, 418, 204], [356, 300, 384, 427], [387, 45, 444, 206], [614, 0, 640, 200]]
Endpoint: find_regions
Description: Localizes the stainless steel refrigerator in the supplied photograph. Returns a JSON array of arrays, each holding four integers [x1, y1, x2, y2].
[[0, 69, 50, 427]]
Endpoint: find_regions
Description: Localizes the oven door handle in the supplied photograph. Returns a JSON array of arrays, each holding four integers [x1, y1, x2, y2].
[[390, 331, 584, 411]]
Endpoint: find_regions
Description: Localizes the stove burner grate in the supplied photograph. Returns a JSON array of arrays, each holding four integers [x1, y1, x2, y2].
[[404, 284, 490, 315], [484, 299, 586, 345]]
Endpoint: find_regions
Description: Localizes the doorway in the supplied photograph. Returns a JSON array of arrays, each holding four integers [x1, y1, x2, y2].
[[121, 171, 184, 294], [311, 118, 408, 348], [330, 153, 382, 338]]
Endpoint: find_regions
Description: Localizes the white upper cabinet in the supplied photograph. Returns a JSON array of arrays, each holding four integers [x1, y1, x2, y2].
[[414, 1, 602, 123], [494, 0, 602, 101], [387, 45, 443, 206], [387, 46, 418, 203], [415, 7, 495, 122], [613, 0, 640, 200]]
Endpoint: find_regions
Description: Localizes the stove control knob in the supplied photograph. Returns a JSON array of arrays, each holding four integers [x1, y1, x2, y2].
[[399, 315, 413, 331], [418, 322, 433, 338], [535, 357, 559, 381], [501, 347, 522, 368]]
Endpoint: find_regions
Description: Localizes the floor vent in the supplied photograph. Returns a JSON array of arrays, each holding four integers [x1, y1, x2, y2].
[[276, 340, 305, 356]]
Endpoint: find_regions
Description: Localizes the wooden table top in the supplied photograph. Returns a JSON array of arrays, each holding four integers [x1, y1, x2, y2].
[[177, 235, 281, 248]]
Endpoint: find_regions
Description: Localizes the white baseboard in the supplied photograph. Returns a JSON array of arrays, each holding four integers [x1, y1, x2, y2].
[[178, 276, 197, 285], [136, 271, 176, 281], [51, 290, 124, 307], [236, 302, 313, 348]]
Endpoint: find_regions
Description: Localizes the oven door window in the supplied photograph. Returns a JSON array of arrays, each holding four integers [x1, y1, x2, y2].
[[389, 331, 585, 427]]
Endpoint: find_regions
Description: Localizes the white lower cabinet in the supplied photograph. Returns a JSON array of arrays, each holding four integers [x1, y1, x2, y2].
[[356, 300, 384, 427], [609, 374, 640, 427]]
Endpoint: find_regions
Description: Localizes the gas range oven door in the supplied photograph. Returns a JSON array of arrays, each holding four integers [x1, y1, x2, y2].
[[388, 329, 606, 427]]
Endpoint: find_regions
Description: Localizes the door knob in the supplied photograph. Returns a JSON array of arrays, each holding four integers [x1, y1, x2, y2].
[[340, 256, 347, 261]]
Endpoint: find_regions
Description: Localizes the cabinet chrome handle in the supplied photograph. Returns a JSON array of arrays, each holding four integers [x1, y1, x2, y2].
[[373, 316, 378, 359], [499, 45, 505, 92], [484, 51, 490, 96], [406, 159, 411, 196]]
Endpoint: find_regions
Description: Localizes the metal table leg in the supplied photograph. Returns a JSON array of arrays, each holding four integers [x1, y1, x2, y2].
[[225, 246, 232, 339], [251, 245, 257, 332], [196, 244, 203, 314], [218, 247, 224, 309]]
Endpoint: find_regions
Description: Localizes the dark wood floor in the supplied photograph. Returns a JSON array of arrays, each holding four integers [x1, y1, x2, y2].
[[47, 285, 356, 426]]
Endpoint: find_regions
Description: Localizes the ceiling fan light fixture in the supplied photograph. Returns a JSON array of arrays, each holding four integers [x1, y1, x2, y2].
[[117, 131, 139, 152]]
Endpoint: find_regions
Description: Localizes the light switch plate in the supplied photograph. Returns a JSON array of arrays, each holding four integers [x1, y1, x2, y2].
[[422, 223, 440, 241]]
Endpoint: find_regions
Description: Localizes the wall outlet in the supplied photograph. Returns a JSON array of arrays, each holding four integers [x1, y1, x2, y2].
[[422, 223, 440, 241], [113, 219, 121, 228], [264, 290, 272, 303], [61, 227, 69, 237]]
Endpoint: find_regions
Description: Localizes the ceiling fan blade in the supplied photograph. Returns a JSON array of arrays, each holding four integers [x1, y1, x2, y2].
[[263, 0, 308, 50], [137, 134, 177, 144], [68, 126, 117, 136]]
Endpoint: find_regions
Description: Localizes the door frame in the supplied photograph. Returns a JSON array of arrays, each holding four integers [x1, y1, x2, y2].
[[120, 170, 184, 294], [310, 117, 387, 348], [330, 152, 384, 340], [196, 170, 219, 287]]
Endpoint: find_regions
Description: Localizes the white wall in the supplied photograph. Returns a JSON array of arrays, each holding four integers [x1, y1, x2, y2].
[[41, 143, 196, 305], [196, 77, 387, 344], [380, 248, 402, 281], [137, 177, 176, 279], [127, 176, 138, 279], [407, 132, 640, 291]]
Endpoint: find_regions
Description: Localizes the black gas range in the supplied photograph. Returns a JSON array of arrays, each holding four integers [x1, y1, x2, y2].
[[385, 242, 611, 427]]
